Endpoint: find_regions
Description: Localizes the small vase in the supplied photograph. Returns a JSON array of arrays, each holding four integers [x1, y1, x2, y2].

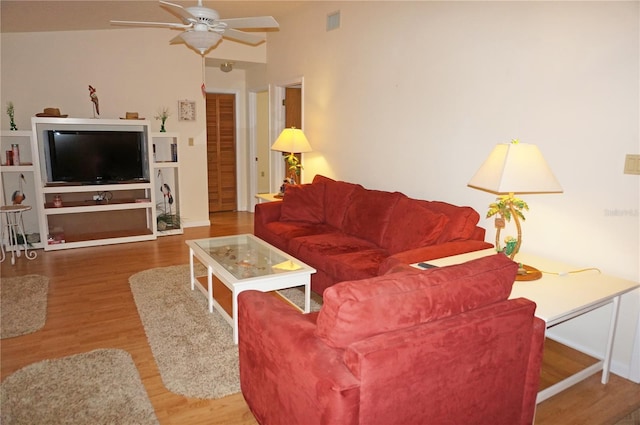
[[160, 119, 166, 133], [9, 117, 17, 131]]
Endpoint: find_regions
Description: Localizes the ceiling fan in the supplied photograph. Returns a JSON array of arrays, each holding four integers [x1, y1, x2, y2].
[[111, 0, 279, 55]]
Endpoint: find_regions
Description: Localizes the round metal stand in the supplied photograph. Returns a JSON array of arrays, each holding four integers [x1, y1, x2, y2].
[[0, 205, 37, 265]]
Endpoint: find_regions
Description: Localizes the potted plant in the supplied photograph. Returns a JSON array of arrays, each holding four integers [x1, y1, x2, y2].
[[155, 107, 170, 132]]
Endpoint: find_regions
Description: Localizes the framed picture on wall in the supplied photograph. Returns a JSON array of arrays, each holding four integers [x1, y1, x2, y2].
[[178, 100, 196, 121]]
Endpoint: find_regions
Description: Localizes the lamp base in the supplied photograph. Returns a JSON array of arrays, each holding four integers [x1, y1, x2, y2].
[[516, 264, 542, 281]]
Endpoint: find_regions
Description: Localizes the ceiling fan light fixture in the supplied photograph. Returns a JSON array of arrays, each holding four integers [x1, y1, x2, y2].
[[111, 1, 279, 56], [179, 30, 222, 54], [220, 62, 233, 72]]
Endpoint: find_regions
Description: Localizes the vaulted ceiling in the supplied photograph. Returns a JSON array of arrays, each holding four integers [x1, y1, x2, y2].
[[1, 1, 304, 33]]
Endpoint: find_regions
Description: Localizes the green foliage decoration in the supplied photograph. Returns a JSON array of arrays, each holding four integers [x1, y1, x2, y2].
[[486, 194, 529, 222]]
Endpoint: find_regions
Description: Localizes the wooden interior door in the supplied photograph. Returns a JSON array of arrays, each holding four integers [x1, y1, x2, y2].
[[284, 87, 302, 183], [206, 93, 237, 212]]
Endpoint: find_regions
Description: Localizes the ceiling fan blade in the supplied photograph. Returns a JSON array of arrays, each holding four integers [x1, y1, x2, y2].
[[222, 29, 266, 45], [111, 19, 192, 29], [159, 0, 196, 24], [220, 16, 279, 30]]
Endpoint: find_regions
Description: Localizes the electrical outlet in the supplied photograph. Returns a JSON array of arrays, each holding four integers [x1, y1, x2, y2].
[[188, 137, 194, 146], [624, 154, 640, 175]]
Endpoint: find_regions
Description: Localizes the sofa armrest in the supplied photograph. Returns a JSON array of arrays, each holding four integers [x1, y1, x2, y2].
[[378, 240, 494, 275], [238, 291, 360, 425], [254, 201, 283, 225]]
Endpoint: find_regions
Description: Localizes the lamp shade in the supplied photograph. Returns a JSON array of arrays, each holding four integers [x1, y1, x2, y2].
[[468, 142, 562, 194], [178, 30, 222, 54], [271, 128, 312, 153]]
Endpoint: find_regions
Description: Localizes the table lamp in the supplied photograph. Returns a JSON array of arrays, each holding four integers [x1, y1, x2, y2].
[[468, 139, 562, 280], [271, 127, 312, 186]]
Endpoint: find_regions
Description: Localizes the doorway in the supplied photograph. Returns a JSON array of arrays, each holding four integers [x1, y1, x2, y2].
[[271, 78, 304, 189], [283, 86, 302, 184], [248, 78, 304, 209], [206, 93, 237, 212]]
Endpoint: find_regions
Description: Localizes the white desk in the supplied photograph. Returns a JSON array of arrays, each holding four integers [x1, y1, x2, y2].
[[423, 249, 639, 403]]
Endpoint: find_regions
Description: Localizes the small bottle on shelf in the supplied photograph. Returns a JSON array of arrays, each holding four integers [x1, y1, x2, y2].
[[11, 144, 20, 165]]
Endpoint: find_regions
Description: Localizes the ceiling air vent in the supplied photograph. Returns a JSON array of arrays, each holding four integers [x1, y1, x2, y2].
[[327, 11, 340, 31]]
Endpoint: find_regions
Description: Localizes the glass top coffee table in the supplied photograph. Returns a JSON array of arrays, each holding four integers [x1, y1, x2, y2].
[[186, 234, 316, 344]]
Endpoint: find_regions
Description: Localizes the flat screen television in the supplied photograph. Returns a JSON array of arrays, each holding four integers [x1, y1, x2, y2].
[[45, 130, 149, 185]]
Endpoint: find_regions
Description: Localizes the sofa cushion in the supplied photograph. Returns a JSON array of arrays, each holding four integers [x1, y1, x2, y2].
[[421, 200, 481, 243], [289, 232, 379, 262], [322, 249, 389, 282], [381, 196, 451, 254], [342, 187, 403, 246], [260, 221, 336, 252], [315, 254, 518, 348], [313, 175, 362, 229], [280, 183, 325, 224]]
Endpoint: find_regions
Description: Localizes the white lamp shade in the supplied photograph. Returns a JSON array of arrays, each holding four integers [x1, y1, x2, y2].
[[271, 128, 313, 153], [468, 142, 563, 194], [178, 30, 222, 54]]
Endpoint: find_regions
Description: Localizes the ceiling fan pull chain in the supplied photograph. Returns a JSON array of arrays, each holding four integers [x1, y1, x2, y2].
[[201, 55, 207, 97]]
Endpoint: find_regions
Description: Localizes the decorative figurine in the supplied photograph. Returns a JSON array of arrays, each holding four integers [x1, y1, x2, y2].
[[504, 236, 518, 256], [88, 85, 100, 117], [11, 174, 26, 205], [6, 101, 17, 130]]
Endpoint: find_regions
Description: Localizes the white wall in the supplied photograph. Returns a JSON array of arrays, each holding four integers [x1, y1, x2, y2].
[[0, 27, 267, 225], [265, 1, 639, 379]]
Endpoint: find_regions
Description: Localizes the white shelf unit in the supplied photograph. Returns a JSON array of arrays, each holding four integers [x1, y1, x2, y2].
[[0, 130, 44, 249], [32, 118, 158, 250], [41, 183, 155, 250], [151, 132, 182, 236]]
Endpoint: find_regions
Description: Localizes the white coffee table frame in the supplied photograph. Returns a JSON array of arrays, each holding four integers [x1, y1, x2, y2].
[[187, 234, 316, 344], [421, 249, 639, 403]]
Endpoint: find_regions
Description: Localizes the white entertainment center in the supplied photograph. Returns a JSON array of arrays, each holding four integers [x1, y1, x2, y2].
[[0, 118, 182, 252]]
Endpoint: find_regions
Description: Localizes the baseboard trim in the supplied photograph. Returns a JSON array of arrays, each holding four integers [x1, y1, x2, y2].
[[182, 220, 211, 228]]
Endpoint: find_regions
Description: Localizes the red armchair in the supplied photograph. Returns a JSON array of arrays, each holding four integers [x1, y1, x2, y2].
[[238, 254, 545, 425]]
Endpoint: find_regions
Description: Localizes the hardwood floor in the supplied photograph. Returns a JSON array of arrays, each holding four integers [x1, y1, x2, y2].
[[1, 211, 638, 424]]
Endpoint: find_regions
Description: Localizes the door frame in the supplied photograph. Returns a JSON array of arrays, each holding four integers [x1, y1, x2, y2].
[[272, 76, 305, 190], [248, 85, 271, 212], [204, 88, 244, 211]]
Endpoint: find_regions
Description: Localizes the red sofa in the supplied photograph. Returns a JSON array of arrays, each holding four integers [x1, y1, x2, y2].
[[255, 175, 492, 294], [239, 254, 545, 425]]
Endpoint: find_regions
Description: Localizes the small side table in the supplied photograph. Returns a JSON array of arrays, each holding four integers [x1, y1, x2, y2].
[[255, 193, 283, 204], [0, 205, 37, 265]]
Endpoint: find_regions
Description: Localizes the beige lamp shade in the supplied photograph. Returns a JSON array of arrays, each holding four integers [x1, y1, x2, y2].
[[468, 142, 562, 195], [271, 128, 313, 154]]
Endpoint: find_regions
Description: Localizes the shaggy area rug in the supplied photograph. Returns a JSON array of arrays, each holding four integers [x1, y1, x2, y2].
[[0, 349, 158, 425], [129, 264, 321, 399], [0, 274, 49, 339]]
